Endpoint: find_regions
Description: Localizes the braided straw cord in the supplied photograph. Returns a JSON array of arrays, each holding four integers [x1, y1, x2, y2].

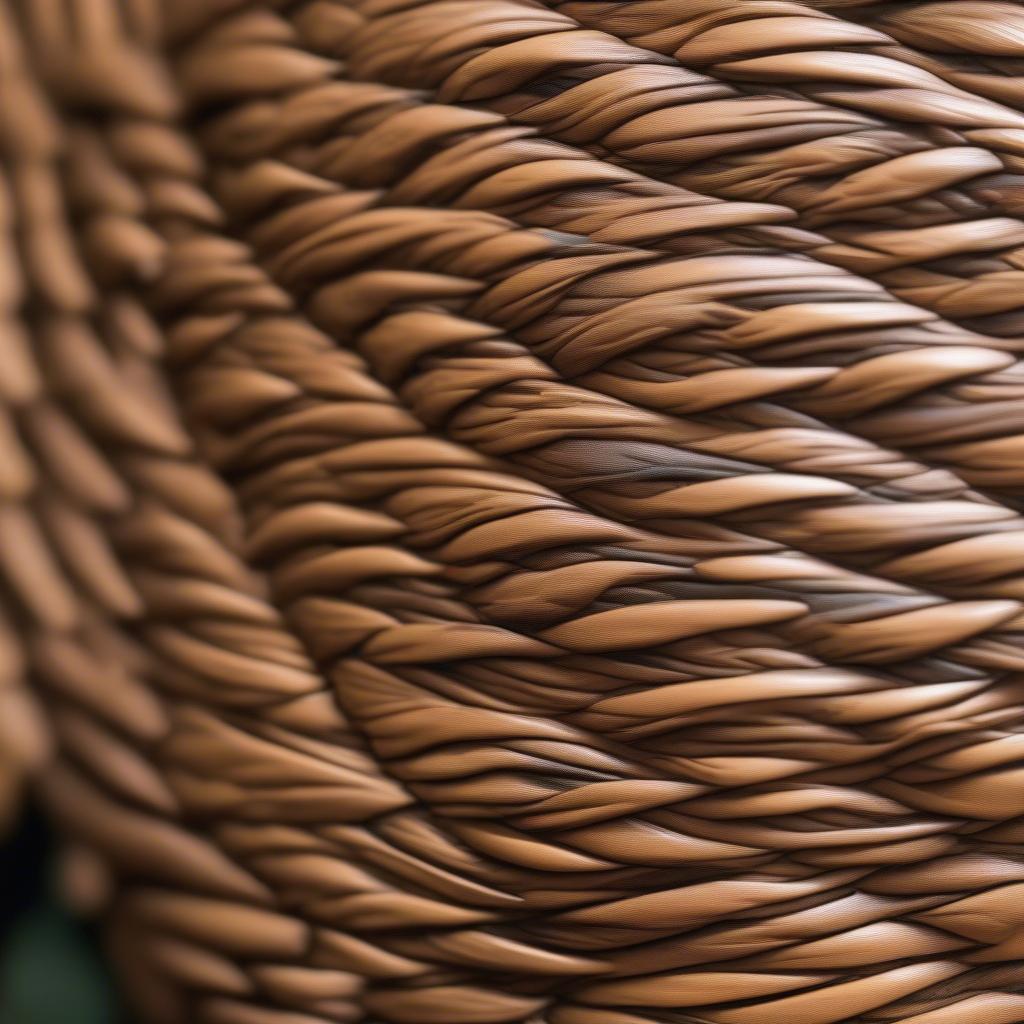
[[8, 1, 1024, 1021]]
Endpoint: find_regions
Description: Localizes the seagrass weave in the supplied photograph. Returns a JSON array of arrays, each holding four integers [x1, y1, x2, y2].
[[7, 1, 1024, 1021]]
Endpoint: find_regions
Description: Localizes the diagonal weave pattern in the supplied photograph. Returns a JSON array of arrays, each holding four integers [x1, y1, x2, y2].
[[7, 1, 1024, 1021]]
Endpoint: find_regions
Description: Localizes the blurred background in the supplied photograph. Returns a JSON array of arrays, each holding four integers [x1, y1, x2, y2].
[[0, 807, 119, 1023]]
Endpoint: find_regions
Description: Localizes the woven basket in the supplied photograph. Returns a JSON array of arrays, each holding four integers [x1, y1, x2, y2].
[[4, 1, 1024, 1021]]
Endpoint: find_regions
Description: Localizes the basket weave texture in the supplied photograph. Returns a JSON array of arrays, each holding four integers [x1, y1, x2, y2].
[[6, 2, 1024, 1022]]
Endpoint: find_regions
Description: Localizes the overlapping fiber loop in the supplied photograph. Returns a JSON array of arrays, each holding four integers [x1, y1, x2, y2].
[[8, 0, 1024, 1021]]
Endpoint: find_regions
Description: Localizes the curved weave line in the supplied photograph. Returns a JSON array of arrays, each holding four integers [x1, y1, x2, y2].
[[7, 1, 1024, 1022]]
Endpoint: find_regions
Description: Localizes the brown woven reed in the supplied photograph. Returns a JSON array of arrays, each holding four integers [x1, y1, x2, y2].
[[6, 1, 1024, 1021]]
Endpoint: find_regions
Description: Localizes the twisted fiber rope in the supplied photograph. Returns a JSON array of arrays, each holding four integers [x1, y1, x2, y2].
[[8, 0, 1024, 1021]]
